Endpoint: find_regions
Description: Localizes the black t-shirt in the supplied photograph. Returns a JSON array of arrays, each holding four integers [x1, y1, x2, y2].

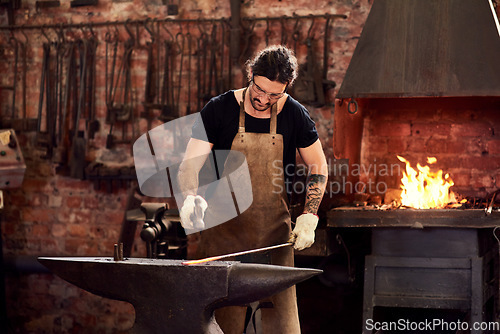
[[192, 90, 319, 185]]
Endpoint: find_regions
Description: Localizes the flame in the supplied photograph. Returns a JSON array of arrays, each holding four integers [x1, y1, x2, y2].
[[397, 156, 456, 209]]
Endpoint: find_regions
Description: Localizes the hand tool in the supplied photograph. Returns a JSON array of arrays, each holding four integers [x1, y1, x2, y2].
[[174, 29, 184, 117], [8, 36, 18, 129], [185, 31, 192, 114], [53, 41, 75, 165], [69, 38, 88, 179], [36, 41, 50, 151], [182, 242, 293, 265]]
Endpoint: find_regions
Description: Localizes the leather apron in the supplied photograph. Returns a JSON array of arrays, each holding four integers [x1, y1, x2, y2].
[[196, 89, 301, 334]]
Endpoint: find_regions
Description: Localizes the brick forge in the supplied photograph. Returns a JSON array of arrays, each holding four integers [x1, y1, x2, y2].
[[334, 97, 500, 202]]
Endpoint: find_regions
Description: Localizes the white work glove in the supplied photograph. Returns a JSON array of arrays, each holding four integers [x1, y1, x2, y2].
[[289, 213, 318, 251], [179, 195, 208, 230]]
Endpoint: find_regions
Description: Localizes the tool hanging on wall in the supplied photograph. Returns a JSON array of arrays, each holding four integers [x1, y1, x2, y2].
[[86, 28, 99, 140], [29, 25, 99, 177], [290, 17, 326, 107], [0, 32, 30, 132], [207, 22, 220, 98], [159, 22, 177, 122], [280, 17, 288, 46], [105, 21, 135, 149], [7, 36, 18, 129], [174, 28, 184, 118], [141, 20, 187, 127], [185, 31, 193, 114], [141, 19, 158, 130], [196, 25, 208, 111], [238, 20, 256, 76], [68, 38, 88, 179], [53, 41, 75, 166], [37, 28, 63, 160], [36, 33, 54, 158]]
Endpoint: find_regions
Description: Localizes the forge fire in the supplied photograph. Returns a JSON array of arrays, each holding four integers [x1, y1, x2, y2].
[[397, 156, 458, 209]]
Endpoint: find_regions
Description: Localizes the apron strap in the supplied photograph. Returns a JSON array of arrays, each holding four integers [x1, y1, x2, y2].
[[269, 103, 277, 135], [239, 88, 247, 133], [239, 87, 278, 135]]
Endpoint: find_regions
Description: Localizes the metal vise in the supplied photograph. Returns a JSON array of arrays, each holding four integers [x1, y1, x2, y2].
[[139, 203, 187, 259], [38, 257, 322, 333]]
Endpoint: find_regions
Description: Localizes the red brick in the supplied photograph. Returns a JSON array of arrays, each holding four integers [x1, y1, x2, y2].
[[51, 223, 67, 238], [25, 239, 42, 252], [83, 196, 100, 209], [57, 178, 94, 191], [64, 238, 82, 255], [28, 194, 48, 207], [22, 179, 50, 192], [106, 228, 121, 242], [39, 238, 60, 253], [32, 224, 50, 237], [68, 224, 88, 238], [440, 109, 478, 123], [66, 196, 82, 208], [451, 122, 494, 137], [370, 108, 421, 122], [446, 140, 468, 154], [78, 210, 94, 224], [487, 140, 500, 155], [36, 164, 55, 178], [22, 208, 55, 223], [458, 156, 500, 170], [406, 138, 427, 153], [465, 139, 489, 155], [89, 226, 106, 239], [372, 121, 412, 137], [471, 173, 495, 188], [102, 211, 125, 226], [363, 137, 387, 154], [57, 210, 92, 225], [2, 222, 16, 235], [425, 137, 448, 154], [98, 241, 119, 256], [48, 195, 63, 208], [412, 122, 451, 137], [450, 172, 471, 187], [386, 138, 407, 154]]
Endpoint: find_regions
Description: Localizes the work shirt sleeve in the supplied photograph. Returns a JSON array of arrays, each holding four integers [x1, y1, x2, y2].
[[191, 100, 217, 144], [295, 105, 319, 148]]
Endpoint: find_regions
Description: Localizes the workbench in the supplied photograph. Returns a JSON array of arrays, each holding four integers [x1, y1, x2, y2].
[[327, 207, 500, 334]]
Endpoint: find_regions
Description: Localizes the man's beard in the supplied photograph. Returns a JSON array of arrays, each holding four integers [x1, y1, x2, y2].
[[249, 90, 272, 112]]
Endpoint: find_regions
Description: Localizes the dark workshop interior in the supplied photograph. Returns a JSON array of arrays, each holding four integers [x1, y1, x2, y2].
[[1, 0, 500, 333]]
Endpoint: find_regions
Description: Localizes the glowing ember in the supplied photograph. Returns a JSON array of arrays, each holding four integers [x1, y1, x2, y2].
[[182, 243, 293, 265], [397, 156, 456, 209], [182, 255, 225, 266]]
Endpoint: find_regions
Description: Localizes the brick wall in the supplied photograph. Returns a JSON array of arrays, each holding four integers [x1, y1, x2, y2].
[[359, 98, 500, 199], [0, 0, 372, 332]]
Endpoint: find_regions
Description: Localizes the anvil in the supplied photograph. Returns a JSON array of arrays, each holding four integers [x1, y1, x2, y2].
[[38, 257, 322, 333]]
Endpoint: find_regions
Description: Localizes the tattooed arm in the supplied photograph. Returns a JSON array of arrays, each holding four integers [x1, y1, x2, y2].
[[298, 139, 328, 214], [289, 139, 328, 250], [304, 174, 328, 214]]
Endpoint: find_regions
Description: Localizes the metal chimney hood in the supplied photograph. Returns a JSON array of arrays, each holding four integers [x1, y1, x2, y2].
[[336, 0, 500, 99]]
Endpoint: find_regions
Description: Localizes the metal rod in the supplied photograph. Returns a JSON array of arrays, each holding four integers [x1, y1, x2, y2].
[[0, 13, 346, 32], [182, 242, 292, 265], [0, 17, 230, 31], [243, 13, 347, 22]]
